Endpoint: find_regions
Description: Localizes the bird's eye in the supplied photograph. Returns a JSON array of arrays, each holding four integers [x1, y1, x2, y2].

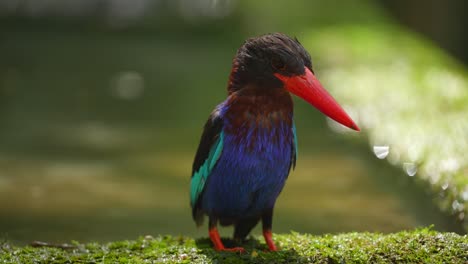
[[271, 58, 287, 72]]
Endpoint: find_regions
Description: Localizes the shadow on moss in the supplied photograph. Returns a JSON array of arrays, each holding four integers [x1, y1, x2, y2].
[[195, 237, 308, 264]]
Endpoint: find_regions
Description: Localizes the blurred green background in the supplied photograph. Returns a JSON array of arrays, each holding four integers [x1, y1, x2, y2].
[[0, 0, 466, 244]]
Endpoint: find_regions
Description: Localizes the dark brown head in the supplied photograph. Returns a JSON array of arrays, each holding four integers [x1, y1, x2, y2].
[[228, 33, 312, 92], [227, 33, 360, 131]]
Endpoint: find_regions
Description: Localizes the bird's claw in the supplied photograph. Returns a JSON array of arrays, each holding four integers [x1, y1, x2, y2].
[[218, 247, 245, 253]]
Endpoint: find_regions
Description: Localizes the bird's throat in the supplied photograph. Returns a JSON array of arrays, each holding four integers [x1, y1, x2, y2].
[[223, 89, 294, 153]]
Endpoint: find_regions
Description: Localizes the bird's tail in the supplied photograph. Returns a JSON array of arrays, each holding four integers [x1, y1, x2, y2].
[[192, 207, 204, 227]]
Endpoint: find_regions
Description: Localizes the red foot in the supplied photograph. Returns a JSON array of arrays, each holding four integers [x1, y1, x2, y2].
[[263, 229, 278, 251], [209, 227, 245, 253], [218, 247, 245, 253]]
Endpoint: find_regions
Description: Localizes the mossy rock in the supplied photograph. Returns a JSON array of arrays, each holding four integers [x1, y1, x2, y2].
[[301, 25, 468, 231], [1, 228, 466, 263]]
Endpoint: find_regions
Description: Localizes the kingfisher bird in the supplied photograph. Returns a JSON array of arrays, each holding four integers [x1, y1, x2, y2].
[[190, 33, 359, 252]]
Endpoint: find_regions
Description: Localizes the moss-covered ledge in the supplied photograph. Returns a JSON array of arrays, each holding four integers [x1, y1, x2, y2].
[[302, 25, 468, 230], [1, 228, 466, 263]]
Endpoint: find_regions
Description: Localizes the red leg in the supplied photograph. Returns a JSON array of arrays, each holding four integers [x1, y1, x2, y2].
[[209, 226, 245, 253], [263, 229, 278, 251], [262, 208, 278, 251]]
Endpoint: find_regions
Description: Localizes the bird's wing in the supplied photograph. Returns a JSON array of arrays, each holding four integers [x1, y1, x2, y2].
[[290, 121, 298, 172], [190, 113, 224, 215]]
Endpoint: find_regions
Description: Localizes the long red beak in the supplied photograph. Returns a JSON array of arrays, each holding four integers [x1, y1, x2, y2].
[[275, 67, 360, 131]]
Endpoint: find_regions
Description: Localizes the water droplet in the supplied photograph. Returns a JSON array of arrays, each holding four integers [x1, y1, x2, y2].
[[403, 163, 417, 176], [458, 212, 465, 221], [452, 200, 464, 212], [373, 146, 390, 159], [462, 189, 468, 201], [441, 182, 449, 190]]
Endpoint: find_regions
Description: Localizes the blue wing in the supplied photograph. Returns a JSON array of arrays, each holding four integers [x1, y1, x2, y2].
[[191, 114, 223, 224]]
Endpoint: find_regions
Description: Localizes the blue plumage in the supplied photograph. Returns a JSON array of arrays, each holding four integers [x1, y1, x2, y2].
[[191, 93, 297, 233], [200, 106, 294, 218]]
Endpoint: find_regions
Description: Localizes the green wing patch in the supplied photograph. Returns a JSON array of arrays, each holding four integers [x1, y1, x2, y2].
[[190, 131, 224, 207], [293, 122, 298, 160]]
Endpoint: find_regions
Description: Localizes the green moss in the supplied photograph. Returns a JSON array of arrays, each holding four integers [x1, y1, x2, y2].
[[1, 228, 466, 263]]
